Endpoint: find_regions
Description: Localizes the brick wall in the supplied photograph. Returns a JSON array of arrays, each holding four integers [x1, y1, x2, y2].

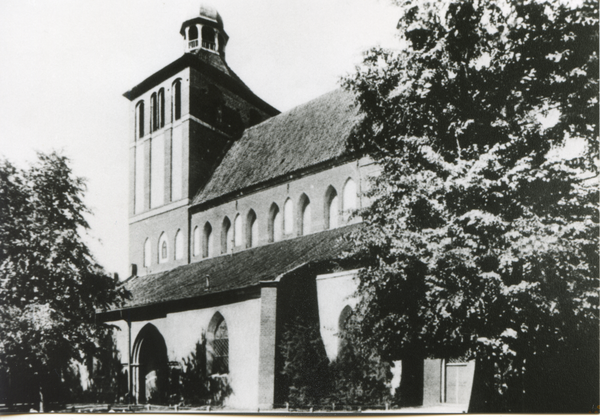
[[258, 285, 278, 408], [189, 160, 367, 262], [129, 205, 189, 275]]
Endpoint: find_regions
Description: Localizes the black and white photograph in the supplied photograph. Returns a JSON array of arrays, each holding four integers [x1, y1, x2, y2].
[[0, 0, 597, 414]]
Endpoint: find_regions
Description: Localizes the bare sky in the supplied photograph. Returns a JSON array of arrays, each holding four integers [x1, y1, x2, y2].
[[0, 0, 400, 276]]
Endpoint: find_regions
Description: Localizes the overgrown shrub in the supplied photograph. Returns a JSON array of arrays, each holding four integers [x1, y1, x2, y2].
[[279, 315, 394, 409], [178, 336, 231, 406], [279, 316, 331, 406]]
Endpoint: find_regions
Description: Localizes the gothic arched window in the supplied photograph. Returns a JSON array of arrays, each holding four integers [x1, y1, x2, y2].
[[246, 209, 257, 248], [268, 203, 282, 242], [325, 186, 339, 229], [343, 178, 357, 219], [174, 230, 183, 260], [221, 217, 232, 254], [203, 222, 213, 258], [208, 312, 229, 375], [298, 194, 311, 236], [158, 233, 168, 263]]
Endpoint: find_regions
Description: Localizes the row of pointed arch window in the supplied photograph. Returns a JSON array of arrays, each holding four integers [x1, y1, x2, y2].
[[143, 230, 184, 267], [191, 179, 357, 258], [142, 180, 357, 266], [135, 79, 182, 140]]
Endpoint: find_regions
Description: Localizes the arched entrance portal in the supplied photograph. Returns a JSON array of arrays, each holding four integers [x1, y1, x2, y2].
[[133, 324, 168, 404]]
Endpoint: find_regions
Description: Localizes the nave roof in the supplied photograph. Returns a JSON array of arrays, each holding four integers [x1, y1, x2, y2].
[[192, 88, 361, 208], [102, 223, 361, 318]]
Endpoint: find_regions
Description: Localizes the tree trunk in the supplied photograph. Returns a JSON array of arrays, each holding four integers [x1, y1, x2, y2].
[[467, 356, 496, 413], [398, 356, 423, 407], [39, 382, 44, 413]]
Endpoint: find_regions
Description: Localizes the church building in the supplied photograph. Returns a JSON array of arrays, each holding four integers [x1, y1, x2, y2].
[[99, 5, 474, 410]]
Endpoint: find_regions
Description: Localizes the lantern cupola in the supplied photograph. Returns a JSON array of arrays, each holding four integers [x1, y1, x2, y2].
[[180, 4, 229, 57]]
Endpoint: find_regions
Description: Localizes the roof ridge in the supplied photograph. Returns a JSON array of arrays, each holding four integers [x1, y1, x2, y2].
[[243, 88, 349, 133]]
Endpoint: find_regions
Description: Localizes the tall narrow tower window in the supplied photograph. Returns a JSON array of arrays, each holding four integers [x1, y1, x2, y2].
[[135, 101, 145, 139], [172, 79, 181, 121], [151, 93, 158, 132], [158, 88, 165, 128]]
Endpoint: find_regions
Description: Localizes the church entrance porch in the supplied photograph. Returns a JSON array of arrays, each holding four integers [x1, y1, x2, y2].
[[132, 324, 168, 404]]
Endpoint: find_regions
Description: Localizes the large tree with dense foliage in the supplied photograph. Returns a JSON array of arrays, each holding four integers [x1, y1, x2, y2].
[[343, 0, 598, 412], [0, 152, 128, 411]]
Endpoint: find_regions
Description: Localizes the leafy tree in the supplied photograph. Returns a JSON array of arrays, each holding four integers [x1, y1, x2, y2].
[[0, 152, 129, 411], [343, 0, 598, 412], [86, 329, 127, 403]]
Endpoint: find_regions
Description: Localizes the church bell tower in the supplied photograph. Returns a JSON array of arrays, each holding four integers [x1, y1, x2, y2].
[[124, 4, 279, 274]]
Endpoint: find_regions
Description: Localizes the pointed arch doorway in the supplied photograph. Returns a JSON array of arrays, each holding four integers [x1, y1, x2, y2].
[[132, 324, 168, 404]]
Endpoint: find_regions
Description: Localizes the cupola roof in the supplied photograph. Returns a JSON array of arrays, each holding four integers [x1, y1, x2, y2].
[[198, 4, 223, 26], [180, 3, 227, 39]]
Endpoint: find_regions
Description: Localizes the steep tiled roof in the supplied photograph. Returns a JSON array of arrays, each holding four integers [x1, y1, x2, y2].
[[123, 54, 279, 116], [192, 88, 361, 207], [111, 224, 360, 311]]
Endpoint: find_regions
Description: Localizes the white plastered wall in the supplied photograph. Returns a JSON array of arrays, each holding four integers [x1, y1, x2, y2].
[[110, 296, 262, 409], [315, 269, 360, 361]]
